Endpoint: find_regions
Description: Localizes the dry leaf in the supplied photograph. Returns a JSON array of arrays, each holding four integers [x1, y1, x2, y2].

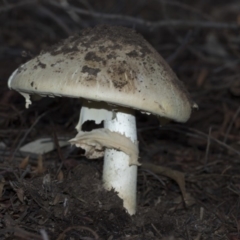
[[16, 188, 24, 203], [33, 155, 45, 175], [57, 170, 64, 182], [142, 162, 194, 206], [197, 68, 208, 87], [19, 156, 29, 169], [53, 193, 62, 205]]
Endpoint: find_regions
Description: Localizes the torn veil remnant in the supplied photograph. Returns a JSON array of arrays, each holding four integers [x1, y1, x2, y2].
[[69, 128, 140, 166], [8, 25, 197, 215]]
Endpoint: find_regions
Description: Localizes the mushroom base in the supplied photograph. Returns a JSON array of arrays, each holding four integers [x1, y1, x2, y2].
[[75, 101, 138, 215]]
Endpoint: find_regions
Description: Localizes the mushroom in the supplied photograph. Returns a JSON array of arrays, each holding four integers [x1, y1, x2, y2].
[[8, 25, 197, 215]]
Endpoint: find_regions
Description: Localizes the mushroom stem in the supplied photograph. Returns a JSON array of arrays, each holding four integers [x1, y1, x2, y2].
[[76, 101, 138, 215], [103, 109, 137, 215]]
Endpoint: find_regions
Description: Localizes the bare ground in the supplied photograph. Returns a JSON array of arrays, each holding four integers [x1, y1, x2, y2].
[[1, 0, 240, 239]]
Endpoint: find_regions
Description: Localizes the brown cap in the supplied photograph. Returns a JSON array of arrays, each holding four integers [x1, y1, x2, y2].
[[8, 25, 196, 122]]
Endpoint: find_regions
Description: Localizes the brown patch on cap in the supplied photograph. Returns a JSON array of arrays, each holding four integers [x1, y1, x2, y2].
[[81, 65, 100, 77], [32, 58, 47, 70], [106, 53, 117, 60], [44, 35, 79, 56], [109, 64, 137, 92], [84, 52, 106, 65], [126, 50, 139, 58], [43, 25, 152, 61]]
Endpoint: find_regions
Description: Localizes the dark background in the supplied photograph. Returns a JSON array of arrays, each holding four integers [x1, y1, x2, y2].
[[0, 1, 240, 239]]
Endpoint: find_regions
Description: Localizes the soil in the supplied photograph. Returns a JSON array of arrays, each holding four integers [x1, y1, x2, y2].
[[1, 0, 240, 239]]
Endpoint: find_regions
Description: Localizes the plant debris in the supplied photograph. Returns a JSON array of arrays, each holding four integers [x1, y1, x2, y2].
[[1, 0, 240, 239]]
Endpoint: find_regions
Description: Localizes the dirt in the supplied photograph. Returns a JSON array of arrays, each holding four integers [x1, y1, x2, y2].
[[1, 0, 240, 239]]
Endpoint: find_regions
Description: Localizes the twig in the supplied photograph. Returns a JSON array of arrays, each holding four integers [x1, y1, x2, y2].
[[0, 227, 43, 240], [142, 162, 188, 204], [59, 0, 81, 23], [51, 124, 64, 178], [151, 223, 162, 238], [161, 0, 212, 20], [231, 214, 240, 235], [40, 229, 50, 240], [204, 126, 212, 169], [223, 106, 240, 144], [56, 226, 99, 240], [48, 1, 240, 31], [0, 0, 37, 13], [139, 125, 240, 157], [187, 126, 240, 157], [37, 6, 72, 35], [141, 168, 166, 186], [167, 30, 193, 63]]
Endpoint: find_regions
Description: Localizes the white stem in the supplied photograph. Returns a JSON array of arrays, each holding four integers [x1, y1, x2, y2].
[[76, 101, 138, 215], [103, 109, 137, 215]]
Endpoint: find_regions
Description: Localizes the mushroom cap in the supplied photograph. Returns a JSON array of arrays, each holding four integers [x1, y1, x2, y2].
[[8, 25, 196, 122]]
